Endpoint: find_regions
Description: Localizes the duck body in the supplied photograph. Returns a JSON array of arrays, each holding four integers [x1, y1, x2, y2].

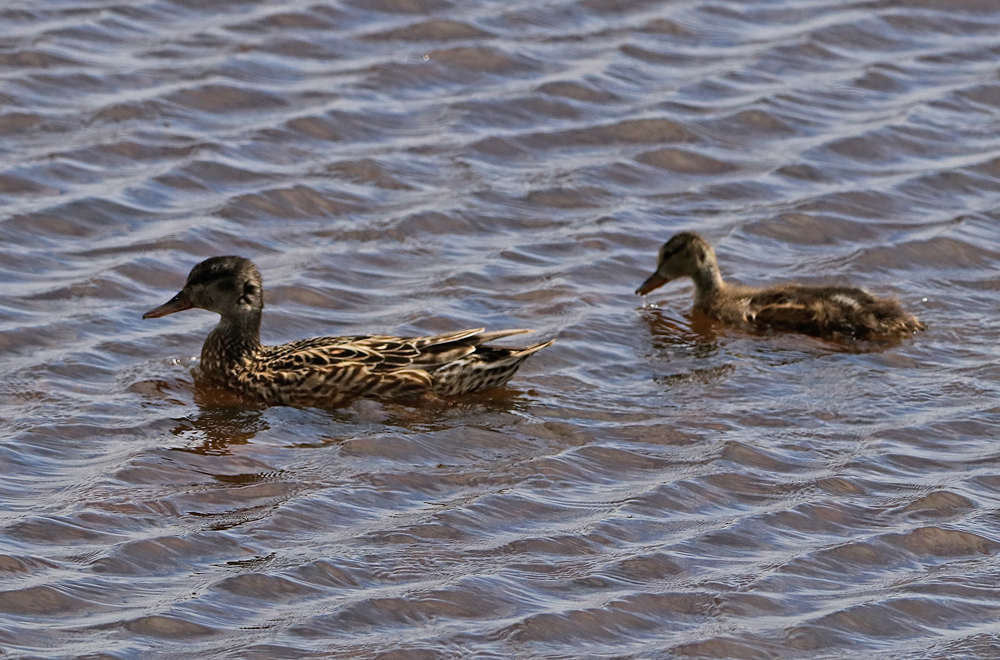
[[637, 232, 924, 339], [200, 327, 549, 406], [144, 256, 553, 406]]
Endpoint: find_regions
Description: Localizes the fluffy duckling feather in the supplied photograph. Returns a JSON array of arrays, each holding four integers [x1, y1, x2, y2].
[[636, 232, 924, 339]]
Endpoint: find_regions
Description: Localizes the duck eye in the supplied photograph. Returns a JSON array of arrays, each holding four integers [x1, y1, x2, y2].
[[217, 280, 235, 292]]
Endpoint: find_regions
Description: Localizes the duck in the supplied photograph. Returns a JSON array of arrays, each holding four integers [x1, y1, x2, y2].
[[636, 232, 924, 339], [143, 256, 554, 406]]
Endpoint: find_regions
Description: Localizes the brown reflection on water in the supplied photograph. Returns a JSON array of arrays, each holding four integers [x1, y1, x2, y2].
[[171, 405, 269, 456], [2, 0, 1000, 658]]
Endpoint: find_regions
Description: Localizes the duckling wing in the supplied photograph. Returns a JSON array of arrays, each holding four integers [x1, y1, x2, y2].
[[747, 295, 817, 329], [747, 286, 902, 336]]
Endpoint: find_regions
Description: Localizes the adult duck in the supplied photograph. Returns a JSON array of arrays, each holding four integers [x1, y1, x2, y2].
[[636, 232, 924, 339], [144, 256, 553, 406]]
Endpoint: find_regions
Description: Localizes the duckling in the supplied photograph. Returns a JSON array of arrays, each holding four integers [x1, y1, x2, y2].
[[143, 256, 553, 406], [636, 232, 924, 339]]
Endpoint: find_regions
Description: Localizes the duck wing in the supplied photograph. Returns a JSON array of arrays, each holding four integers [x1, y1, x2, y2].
[[261, 328, 535, 372], [747, 285, 919, 337], [251, 328, 548, 404]]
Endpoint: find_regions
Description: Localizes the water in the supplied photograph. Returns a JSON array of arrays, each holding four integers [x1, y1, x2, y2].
[[2, 0, 1000, 658]]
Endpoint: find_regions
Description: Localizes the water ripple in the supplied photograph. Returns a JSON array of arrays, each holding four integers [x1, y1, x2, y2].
[[1, 0, 1000, 658]]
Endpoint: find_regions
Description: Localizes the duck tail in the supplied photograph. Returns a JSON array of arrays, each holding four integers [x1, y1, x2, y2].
[[886, 316, 925, 335], [474, 328, 534, 344], [490, 338, 555, 366], [431, 337, 554, 396]]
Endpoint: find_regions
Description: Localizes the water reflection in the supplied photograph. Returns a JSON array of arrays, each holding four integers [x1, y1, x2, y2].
[[639, 304, 723, 358], [165, 372, 540, 455], [169, 403, 267, 456]]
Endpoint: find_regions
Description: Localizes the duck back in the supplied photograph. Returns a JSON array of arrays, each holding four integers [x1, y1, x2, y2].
[[737, 285, 924, 338]]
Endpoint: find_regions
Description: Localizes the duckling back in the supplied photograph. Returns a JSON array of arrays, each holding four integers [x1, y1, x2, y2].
[[742, 285, 924, 339]]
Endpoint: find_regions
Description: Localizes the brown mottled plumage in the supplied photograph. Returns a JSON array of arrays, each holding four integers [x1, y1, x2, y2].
[[143, 256, 553, 406], [636, 232, 924, 339]]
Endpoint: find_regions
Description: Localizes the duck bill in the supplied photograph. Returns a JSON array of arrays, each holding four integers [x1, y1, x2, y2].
[[636, 273, 670, 295], [143, 291, 193, 319]]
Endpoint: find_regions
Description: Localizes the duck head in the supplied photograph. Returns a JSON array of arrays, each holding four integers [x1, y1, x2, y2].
[[636, 232, 718, 295], [143, 256, 263, 320]]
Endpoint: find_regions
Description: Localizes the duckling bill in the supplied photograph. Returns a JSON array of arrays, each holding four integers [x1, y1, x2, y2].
[[637, 232, 924, 339], [144, 256, 553, 406]]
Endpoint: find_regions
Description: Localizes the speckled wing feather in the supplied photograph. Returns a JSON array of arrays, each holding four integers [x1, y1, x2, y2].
[[241, 359, 435, 406], [261, 335, 422, 372], [257, 328, 524, 372], [243, 328, 548, 404], [429, 338, 555, 396]]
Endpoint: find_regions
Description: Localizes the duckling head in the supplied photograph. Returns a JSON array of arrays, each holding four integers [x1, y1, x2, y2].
[[636, 232, 717, 295], [143, 256, 263, 320]]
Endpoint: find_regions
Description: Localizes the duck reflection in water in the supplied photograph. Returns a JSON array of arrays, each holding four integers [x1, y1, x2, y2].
[[166, 370, 539, 455], [170, 384, 270, 455], [639, 303, 723, 359]]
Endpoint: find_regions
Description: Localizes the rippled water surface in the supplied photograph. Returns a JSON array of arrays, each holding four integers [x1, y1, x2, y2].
[[3, 0, 1000, 658]]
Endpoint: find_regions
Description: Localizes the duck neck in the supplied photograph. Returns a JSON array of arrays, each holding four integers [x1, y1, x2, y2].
[[201, 310, 263, 380], [691, 261, 725, 308]]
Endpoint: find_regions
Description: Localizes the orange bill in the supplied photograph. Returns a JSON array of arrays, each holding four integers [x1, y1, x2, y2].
[[143, 291, 193, 319], [636, 273, 669, 295]]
